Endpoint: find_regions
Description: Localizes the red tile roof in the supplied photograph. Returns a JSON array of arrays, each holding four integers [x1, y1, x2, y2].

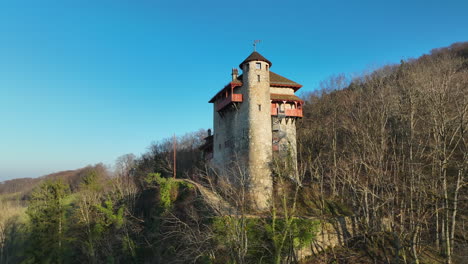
[[269, 72, 302, 90], [209, 72, 302, 103], [270, 93, 303, 102]]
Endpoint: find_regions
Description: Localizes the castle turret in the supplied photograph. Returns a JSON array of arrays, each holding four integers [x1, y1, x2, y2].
[[239, 52, 273, 210]]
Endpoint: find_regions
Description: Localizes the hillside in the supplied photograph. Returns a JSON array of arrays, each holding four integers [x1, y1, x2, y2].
[[0, 164, 108, 198], [296, 41, 468, 263], [1, 42, 467, 264]]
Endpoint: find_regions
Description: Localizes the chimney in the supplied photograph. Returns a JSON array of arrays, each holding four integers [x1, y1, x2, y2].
[[231, 68, 239, 81]]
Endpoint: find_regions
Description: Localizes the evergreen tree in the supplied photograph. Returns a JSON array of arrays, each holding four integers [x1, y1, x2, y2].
[[25, 180, 70, 264]]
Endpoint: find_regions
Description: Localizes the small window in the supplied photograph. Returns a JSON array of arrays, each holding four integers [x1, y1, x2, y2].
[[266, 65, 269, 71], [256, 62, 261, 69], [257, 75, 260, 82], [258, 104, 262, 111], [245, 64, 249, 71]]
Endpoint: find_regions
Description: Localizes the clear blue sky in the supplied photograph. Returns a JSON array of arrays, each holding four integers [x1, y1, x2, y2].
[[1, 0, 466, 181]]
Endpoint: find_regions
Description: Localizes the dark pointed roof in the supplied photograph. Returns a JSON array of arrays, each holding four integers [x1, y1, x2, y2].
[[239, 51, 272, 68]]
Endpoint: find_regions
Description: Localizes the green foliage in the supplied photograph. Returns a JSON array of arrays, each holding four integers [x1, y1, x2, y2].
[[25, 180, 71, 264], [144, 172, 193, 212], [290, 218, 320, 248], [212, 216, 319, 262], [122, 234, 137, 259], [145, 172, 174, 210], [95, 199, 125, 229], [79, 168, 103, 192]]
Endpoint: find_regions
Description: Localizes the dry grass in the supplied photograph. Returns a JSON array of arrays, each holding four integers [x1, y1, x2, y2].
[[0, 195, 26, 246]]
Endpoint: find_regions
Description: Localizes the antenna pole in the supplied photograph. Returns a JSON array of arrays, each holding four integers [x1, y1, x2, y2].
[[253, 40, 261, 51], [173, 134, 177, 179]]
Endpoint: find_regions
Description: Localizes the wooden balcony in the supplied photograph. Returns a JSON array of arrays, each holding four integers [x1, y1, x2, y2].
[[271, 106, 278, 115], [285, 108, 303, 117], [216, 94, 243, 112], [271, 107, 303, 118]]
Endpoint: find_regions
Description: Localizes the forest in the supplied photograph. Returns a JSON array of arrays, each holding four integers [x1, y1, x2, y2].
[[0, 42, 467, 264]]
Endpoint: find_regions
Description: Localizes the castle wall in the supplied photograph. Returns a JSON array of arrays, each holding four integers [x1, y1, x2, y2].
[[212, 86, 249, 170], [276, 117, 298, 177], [270, 87, 295, 95], [272, 101, 299, 180]]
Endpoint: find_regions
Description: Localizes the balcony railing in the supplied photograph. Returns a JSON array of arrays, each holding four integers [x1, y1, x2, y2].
[[271, 106, 278, 115], [271, 107, 303, 118], [285, 108, 303, 117], [216, 94, 243, 112]]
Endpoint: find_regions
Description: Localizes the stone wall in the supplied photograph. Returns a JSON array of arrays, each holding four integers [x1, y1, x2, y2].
[[212, 85, 248, 168], [270, 87, 295, 95], [297, 216, 357, 259], [273, 116, 298, 179]]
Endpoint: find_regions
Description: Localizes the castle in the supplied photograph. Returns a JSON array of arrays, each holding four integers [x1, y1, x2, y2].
[[201, 51, 303, 210]]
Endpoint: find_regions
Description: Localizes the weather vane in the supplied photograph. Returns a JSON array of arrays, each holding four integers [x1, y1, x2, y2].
[[253, 40, 261, 51]]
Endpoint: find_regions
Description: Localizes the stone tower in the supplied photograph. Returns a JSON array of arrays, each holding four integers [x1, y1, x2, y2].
[[239, 53, 273, 210], [204, 51, 303, 210]]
